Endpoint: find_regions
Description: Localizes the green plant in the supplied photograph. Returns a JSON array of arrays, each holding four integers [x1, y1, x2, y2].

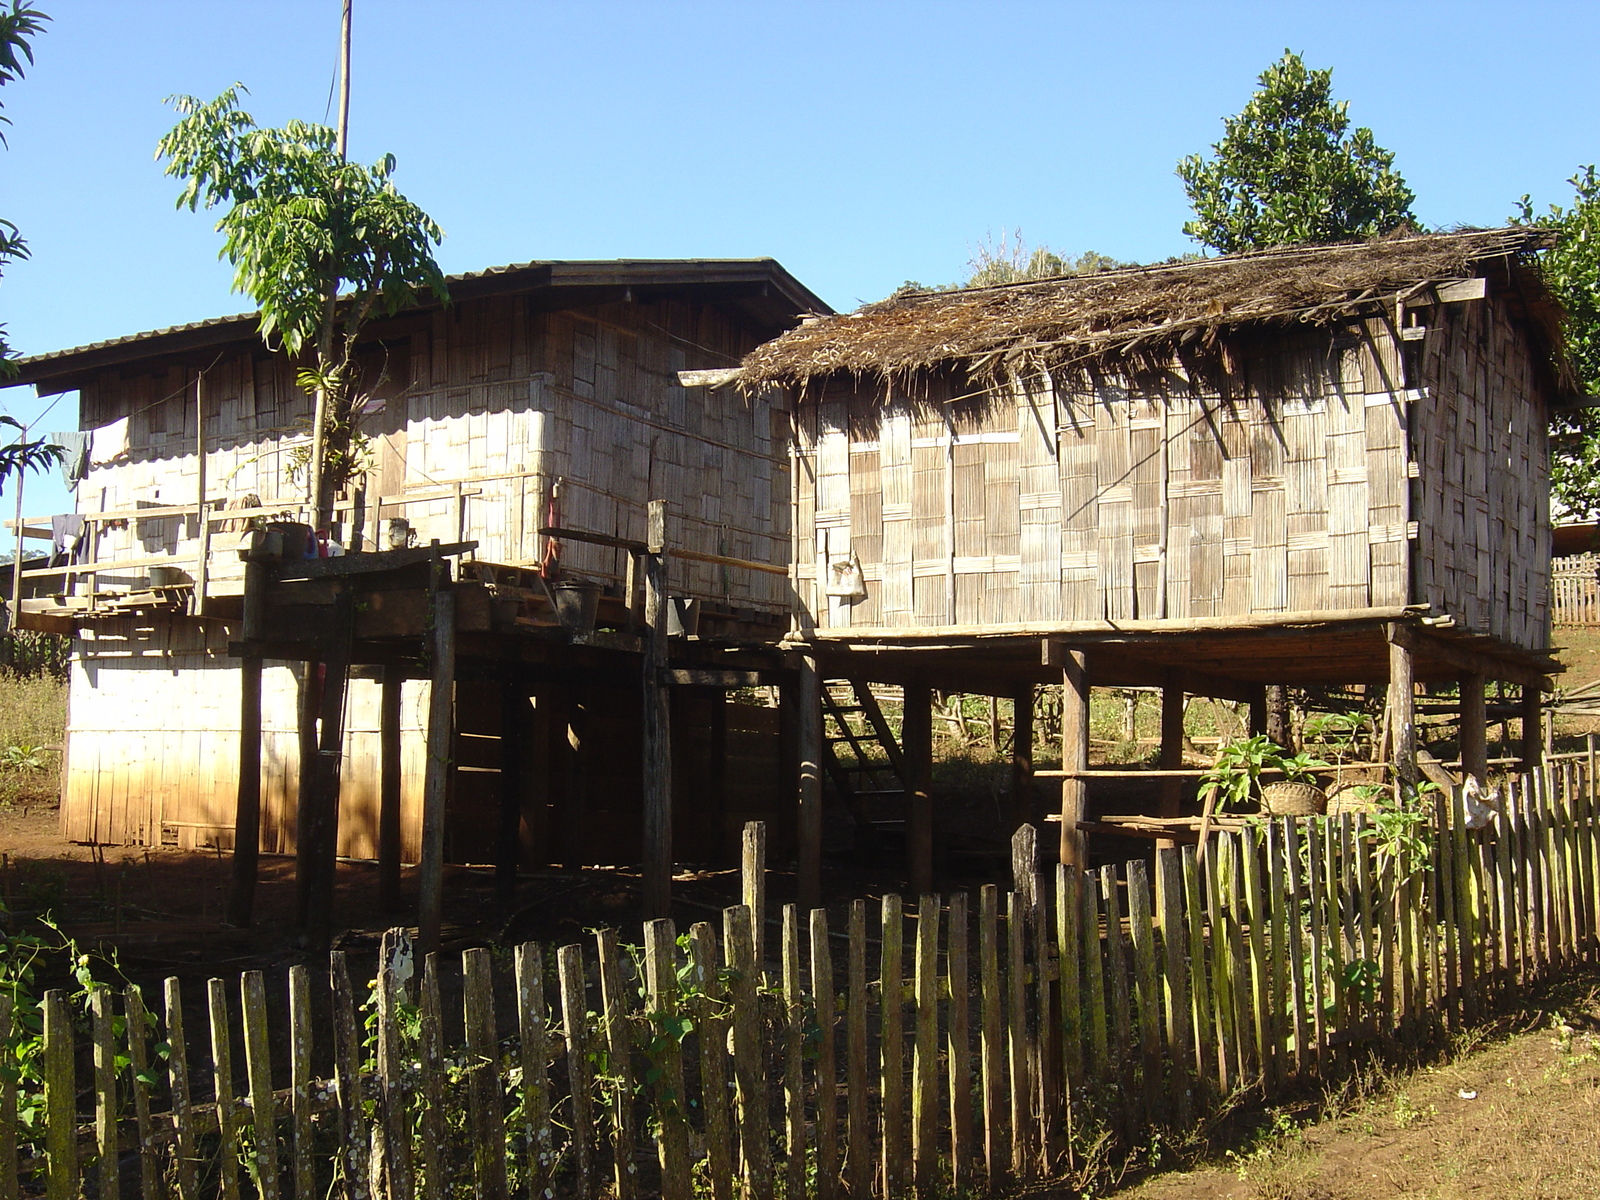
[[1, 742, 44, 770], [1361, 781, 1437, 880], [1200, 736, 1328, 811]]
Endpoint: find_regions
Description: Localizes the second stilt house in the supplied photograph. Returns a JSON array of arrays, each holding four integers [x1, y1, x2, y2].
[[740, 228, 1573, 876]]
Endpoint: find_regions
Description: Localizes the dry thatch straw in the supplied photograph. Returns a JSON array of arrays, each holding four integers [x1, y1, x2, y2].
[[742, 227, 1569, 395]]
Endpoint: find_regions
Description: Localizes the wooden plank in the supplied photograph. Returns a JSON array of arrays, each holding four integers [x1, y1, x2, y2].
[[164, 979, 199, 1200], [912, 894, 940, 1196], [846, 900, 871, 1200], [90, 988, 116, 1200], [1126, 860, 1163, 1121], [880, 893, 907, 1198], [780, 907, 806, 1200], [227, 653, 263, 926], [1305, 823, 1329, 1071], [690, 922, 734, 1200], [418, 585, 456, 953], [207, 979, 240, 1200], [642, 501, 673, 919], [122, 986, 160, 1200], [288, 966, 315, 1200], [725, 905, 771, 1200], [1030, 871, 1058, 1173], [1006, 890, 1034, 1180], [1059, 650, 1089, 869], [645, 920, 691, 1200], [810, 909, 839, 1200], [1055, 865, 1084, 1102], [1206, 837, 1239, 1088], [417, 955, 447, 1200], [1240, 826, 1274, 1092], [329, 952, 370, 1200], [1101, 865, 1134, 1134], [1181, 846, 1214, 1100], [42, 991, 76, 1200], [241, 971, 282, 1200], [945, 891, 972, 1193], [558, 943, 597, 1200], [374, 936, 413, 1200], [1155, 849, 1194, 1128], [742, 822, 767, 972], [978, 884, 1004, 1190], [0, 996, 14, 1200], [1284, 820, 1311, 1072], [597, 929, 637, 1200]]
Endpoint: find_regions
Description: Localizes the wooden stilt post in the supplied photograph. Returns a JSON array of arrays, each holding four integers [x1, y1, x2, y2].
[[642, 501, 674, 920], [307, 590, 354, 947], [1060, 648, 1089, 871], [1460, 672, 1488, 786], [1009, 686, 1034, 832], [903, 682, 934, 897], [227, 557, 269, 927], [1265, 685, 1291, 748], [797, 652, 823, 912], [226, 653, 263, 927], [1157, 676, 1185, 851], [498, 682, 526, 905], [378, 662, 403, 912], [418, 566, 456, 955], [1521, 684, 1544, 775], [293, 658, 320, 928], [1387, 626, 1417, 789], [1248, 686, 1269, 739]]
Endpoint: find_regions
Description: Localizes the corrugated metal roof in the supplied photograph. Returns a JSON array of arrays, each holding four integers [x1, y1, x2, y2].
[[6, 257, 831, 388]]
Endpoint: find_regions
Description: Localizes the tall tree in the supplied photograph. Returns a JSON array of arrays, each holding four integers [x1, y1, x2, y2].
[[0, 1, 49, 376], [157, 85, 447, 530], [1178, 50, 1417, 253], [1518, 169, 1600, 519]]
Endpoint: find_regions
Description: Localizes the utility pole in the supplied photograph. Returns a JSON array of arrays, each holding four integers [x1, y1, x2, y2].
[[8, 427, 24, 626], [309, 0, 353, 529], [336, 0, 352, 159]]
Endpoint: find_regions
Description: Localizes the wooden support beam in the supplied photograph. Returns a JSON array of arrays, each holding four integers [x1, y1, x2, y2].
[[292, 659, 321, 929], [666, 669, 765, 688], [796, 654, 823, 913], [642, 500, 674, 921], [378, 662, 403, 913], [1248, 686, 1269, 738], [903, 683, 934, 897], [271, 540, 477, 582], [1009, 686, 1034, 832], [1385, 621, 1552, 691], [1388, 627, 1418, 788], [418, 584, 456, 955], [1265, 685, 1291, 748], [1460, 672, 1488, 785], [1059, 650, 1089, 871], [498, 683, 526, 905], [1521, 685, 1543, 774], [225, 652, 263, 927]]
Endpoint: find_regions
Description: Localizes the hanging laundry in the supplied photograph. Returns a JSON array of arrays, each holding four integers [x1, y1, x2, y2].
[[49, 513, 85, 567], [49, 431, 91, 491]]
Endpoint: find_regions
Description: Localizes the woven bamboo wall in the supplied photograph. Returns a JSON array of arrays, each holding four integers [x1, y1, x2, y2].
[[73, 293, 790, 608], [793, 309, 1547, 652], [1411, 294, 1551, 649], [61, 290, 794, 849]]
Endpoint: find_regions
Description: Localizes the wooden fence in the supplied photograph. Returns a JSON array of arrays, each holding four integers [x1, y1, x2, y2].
[[1552, 554, 1598, 626], [6, 761, 1599, 1200]]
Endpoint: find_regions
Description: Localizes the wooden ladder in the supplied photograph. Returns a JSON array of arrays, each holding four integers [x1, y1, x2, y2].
[[820, 680, 910, 845]]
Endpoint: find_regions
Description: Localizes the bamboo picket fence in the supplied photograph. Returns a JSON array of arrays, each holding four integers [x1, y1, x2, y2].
[[6, 760, 1600, 1200], [1551, 554, 1599, 626]]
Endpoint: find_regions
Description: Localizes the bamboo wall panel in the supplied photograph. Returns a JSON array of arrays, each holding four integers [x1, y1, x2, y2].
[[1412, 295, 1551, 649], [791, 306, 1551, 654]]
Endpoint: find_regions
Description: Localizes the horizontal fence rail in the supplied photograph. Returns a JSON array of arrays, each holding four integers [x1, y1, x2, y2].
[[5, 761, 1598, 1199]]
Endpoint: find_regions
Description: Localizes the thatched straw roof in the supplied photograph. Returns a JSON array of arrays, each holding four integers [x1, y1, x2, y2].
[[742, 228, 1567, 391]]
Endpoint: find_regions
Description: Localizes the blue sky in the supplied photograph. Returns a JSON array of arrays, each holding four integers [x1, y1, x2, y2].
[[4, 0, 1599, 526]]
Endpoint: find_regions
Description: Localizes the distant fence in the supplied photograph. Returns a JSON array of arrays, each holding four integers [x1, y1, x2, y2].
[[6, 762, 1600, 1199], [0, 628, 70, 679], [1553, 553, 1599, 625]]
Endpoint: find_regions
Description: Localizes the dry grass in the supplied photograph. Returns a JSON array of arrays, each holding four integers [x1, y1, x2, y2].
[[1121, 974, 1600, 1200], [0, 674, 66, 808]]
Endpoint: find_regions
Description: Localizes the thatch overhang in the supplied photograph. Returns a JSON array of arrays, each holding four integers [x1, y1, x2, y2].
[[742, 227, 1578, 402]]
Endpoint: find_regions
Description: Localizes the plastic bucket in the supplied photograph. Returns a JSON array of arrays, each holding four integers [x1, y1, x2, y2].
[[552, 579, 602, 635]]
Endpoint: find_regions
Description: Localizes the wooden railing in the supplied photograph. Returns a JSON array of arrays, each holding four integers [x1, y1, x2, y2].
[[5, 761, 1598, 1198], [1552, 554, 1599, 626]]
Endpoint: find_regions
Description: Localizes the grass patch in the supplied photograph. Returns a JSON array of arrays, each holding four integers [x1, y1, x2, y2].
[[0, 673, 66, 807]]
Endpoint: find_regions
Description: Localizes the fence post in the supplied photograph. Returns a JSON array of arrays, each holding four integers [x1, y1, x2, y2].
[[42, 990, 75, 1200], [645, 920, 691, 1200], [597, 929, 637, 1200], [881, 894, 907, 1198], [945, 892, 972, 1194], [810, 909, 839, 1200], [558, 944, 596, 1200]]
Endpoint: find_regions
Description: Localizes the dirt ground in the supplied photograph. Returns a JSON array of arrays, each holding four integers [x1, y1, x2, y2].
[[1115, 974, 1600, 1200]]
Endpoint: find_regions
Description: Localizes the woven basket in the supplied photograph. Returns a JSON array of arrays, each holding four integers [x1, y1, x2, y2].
[[1259, 780, 1327, 817], [1325, 783, 1380, 817]]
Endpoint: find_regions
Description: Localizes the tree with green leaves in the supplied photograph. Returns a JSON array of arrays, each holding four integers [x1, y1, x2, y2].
[[0, 1, 49, 376], [157, 84, 447, 530], [1178, 50, 1417, 254], [1517, 169, 1600, 519]]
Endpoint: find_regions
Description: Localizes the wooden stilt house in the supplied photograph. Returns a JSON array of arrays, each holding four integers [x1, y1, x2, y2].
[[738, 228, 1575, 890], [3, 258, 828, 935]]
